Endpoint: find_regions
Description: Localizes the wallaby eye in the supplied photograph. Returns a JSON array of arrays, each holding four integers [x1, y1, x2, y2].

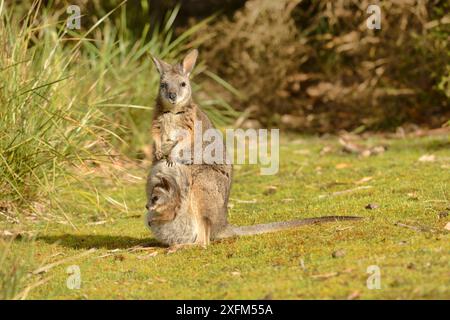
[[151, 195, 158, 203], [160, 82, 167, 89], [180, 82, 186, 87]]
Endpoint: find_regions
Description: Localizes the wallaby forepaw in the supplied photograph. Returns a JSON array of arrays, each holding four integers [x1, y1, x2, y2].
[[154, 150, 164, 161], [165, 158, 175, 167]]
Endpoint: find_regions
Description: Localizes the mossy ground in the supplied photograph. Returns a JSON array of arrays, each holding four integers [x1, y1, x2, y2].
[[1, 134, 449, 299]]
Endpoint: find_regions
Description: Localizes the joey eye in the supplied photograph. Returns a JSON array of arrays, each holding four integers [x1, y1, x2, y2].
[[160, 82, 167, 89], [180, 82, 186, 87], [151, 196, 158, 203]]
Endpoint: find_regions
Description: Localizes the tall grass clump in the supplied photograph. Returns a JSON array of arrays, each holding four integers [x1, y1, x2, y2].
[[0, 0, 236, 215], [0, 0, 111, 207]]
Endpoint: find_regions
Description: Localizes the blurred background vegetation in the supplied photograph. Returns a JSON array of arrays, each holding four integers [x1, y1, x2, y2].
[[75, 0, 450, 132], [0, 0, 449, 209]]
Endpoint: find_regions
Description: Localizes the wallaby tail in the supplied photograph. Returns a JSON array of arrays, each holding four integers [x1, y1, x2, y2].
[[215, 216, 362, 239]]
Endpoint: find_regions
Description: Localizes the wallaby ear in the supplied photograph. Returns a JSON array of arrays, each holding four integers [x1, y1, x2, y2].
[[182, 49, 198, 76], [160, 176, 171, 191], [151, 55, 172, 75]]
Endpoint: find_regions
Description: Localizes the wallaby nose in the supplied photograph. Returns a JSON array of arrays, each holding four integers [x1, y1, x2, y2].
[[168, 92, 176, 101]]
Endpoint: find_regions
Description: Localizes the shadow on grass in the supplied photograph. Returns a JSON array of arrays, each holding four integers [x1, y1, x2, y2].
[[36, 234, 164, 250]]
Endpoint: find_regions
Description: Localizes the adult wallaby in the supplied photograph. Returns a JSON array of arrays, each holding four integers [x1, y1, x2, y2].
[[146, 50, 361, 247], [147, 50, 232, 247]]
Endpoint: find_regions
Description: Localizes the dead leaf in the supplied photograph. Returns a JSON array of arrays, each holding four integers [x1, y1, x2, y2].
[[355, 176, 373, 184], [320, 146, 333, 155], [263, 186, 277, 195], [371, 146, 386, 155], [262, 293, 273, 300], [294, 149, 311, 155], [114, 254, 125, 261], [137, 251, 158, 260], [339, 138, 386, 157], [438, 212, 448, 219], [332, 249, 346, 258], [418, 154, 436, 162], [347, 291, 360, 300], [339, 138, 365, 154], [231, 271, 241, 277], [361, 149, 372, 157], [335, 163, 351, 169], [299, 259, 306, 270], [154, 276, 167, 283], [444, 222, 450, 231], [0, 230, 35, 239], [407, 192, 419, 200], [0, 230, 14, 238], [365, 203, 379, 210]]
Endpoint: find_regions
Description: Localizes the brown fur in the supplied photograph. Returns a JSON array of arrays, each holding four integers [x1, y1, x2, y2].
[[147, 50, 232, 247]]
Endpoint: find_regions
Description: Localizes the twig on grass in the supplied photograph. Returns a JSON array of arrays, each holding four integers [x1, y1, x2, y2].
[[32, 248, 96, 275], [311, 272, 339, 280], [394, 222, 436, 233], [13, 276, 52, 300], [319, 186, 373, 199], [0, 211, 20, 224]]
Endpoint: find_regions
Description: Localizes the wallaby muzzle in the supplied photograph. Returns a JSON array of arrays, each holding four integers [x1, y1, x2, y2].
[[168, 92, 177, 103]]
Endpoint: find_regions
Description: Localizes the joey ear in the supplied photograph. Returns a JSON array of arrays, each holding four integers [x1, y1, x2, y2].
[[160, 176, 171, 191], [182, 49, 198, 76], [151, 55, 172, 75]]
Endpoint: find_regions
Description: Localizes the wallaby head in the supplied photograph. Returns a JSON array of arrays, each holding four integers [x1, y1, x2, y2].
[[151, 49, 198, 109], [146, 174, 181, 223]]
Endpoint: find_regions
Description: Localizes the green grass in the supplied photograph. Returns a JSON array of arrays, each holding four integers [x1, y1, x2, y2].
[[1, 133, 449, 299]]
